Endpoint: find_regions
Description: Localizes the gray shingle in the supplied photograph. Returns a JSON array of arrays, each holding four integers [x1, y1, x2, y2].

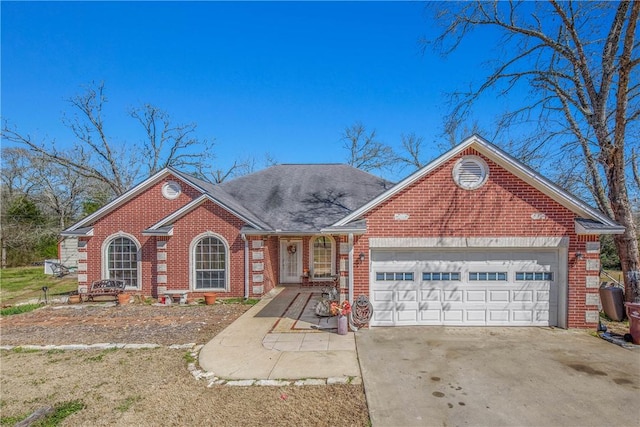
[[217, 164, 392, 232]]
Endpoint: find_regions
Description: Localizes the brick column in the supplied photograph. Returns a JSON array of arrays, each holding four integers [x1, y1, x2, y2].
[[251, 238, 265, 296]]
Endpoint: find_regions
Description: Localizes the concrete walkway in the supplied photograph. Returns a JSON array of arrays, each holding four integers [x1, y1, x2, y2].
[[199, 287, 361, 380]]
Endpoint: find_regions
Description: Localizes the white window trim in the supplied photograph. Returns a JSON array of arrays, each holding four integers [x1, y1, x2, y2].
[[189, 231, 230, 292], [309, 235, 336, 281], [101, 232, 142, 290]]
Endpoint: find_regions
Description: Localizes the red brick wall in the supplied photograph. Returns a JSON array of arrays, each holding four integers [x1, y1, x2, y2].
[[165, 200, 246, 298], [83, 174, 202, 295], [354, 149, 597, 328]]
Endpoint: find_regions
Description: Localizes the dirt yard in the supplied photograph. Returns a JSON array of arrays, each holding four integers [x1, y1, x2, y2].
[[0, 302, 369, 426]]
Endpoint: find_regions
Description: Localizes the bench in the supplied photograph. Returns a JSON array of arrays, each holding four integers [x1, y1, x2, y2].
[[80, 279, 126, 303]]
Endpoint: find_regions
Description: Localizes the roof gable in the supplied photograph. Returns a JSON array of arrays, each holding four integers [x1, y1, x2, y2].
[[62, 167, 207, 234], [143, 193, 269, 234], [334, 135, 621, 230]]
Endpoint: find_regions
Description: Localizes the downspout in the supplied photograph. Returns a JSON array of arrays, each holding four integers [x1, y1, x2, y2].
[[241, 234, 249, 300], [348, 233, 358, 331]]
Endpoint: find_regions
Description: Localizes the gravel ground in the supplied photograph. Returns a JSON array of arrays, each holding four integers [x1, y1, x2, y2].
[[0, 302, 250, 346], [0, 302, 370, 426]]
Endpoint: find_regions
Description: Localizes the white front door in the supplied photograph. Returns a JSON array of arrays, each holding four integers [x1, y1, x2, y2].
[[280, 240, 303, 283]]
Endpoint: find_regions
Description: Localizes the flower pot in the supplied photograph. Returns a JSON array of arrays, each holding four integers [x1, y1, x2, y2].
[[337, 314, 348, 335], [203, 293, 217, 305], [118, 293, 130, 305], [68, 294, 81, 304], [624, 302, 640, 345]]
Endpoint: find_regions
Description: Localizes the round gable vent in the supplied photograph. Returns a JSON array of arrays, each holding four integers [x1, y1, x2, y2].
[[162, 181, 182, 200], [452, 156, 489, 190]]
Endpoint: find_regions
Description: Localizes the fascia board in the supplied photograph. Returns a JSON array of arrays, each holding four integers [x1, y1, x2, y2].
[[574, 220, 625, 235], [60, 227, 94, 237], [141, 226, 174, 236], [147, 194, 265, 231], [63, 168, 179, 232], [471, 142, 620, 227]]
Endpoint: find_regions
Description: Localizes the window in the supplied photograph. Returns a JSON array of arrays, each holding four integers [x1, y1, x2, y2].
[[311, 236, 334, 279], [469, 272, 507, 281], [516, 272, 553, 281], [194, 236, 227, 290], [423, 272, 461, 281], [376, 272, 414, 281], [106, 237, 138, 287]]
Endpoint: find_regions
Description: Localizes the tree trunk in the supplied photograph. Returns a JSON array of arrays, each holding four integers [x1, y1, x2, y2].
[[609, 180, 640, 302]]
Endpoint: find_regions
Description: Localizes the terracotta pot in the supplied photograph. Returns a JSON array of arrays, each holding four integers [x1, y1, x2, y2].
[[624, 302, 640, 344], [203, 293, 217, 305], [68, 294, 81, 304], [118, 293, 130, 305]]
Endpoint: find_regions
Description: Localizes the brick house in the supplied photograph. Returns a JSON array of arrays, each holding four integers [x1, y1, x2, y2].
[[61, 136, 623, 328]]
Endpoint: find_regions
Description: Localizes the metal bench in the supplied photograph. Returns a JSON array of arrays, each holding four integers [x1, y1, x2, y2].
[[80, 279, 126, 303]]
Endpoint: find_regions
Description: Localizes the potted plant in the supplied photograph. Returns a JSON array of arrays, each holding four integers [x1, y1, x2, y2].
[[117, 293, 130, 305], [68, 293, 81, 304], [203, 293, 217, 305]]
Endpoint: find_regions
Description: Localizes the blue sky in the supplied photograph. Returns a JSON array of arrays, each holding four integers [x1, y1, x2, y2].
[[2, 1, 504, 181]]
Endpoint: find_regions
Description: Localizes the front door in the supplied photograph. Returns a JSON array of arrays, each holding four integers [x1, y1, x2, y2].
[[280, 240, 303, 283]]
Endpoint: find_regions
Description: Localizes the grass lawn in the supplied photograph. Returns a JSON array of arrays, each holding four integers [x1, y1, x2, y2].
[[0, 266, 77, 305]]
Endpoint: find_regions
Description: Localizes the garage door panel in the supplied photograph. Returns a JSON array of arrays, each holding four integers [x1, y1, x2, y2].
[[397, 310, 418, 323], [512, 291, 534, 302], [372, 290, 394, 302], [373, 310, 394, 324], [443, 310, 464, 322], [465, 290, 486, 302], [420, 310, 442, 322], [487, 290, 509, 302], [512, 310, 533, 322], [537, 290, 550, 301], [465, 310, 486, 322], [488, 310, 510, 322], [420, 289, 441, 302], [397, 290, 417, 302], [443, 290, 463, 302]]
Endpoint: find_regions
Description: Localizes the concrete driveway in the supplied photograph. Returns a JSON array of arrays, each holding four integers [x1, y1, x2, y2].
[[356, 327, 640, 426]]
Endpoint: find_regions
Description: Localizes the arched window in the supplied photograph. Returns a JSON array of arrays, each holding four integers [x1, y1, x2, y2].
[[311, 236, 335, 279], [193, 234, 228, 290], [105, 236, 139, 288]]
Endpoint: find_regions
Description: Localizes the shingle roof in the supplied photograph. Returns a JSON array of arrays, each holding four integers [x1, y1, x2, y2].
[[217, 164, 393, 232]]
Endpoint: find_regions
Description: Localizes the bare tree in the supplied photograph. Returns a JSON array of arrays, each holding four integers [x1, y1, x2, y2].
[[2, 82, 216, 197], [0, 147, 38, 198], [130, 104, 215, 176], [395, 133, 428, 171], [430, 0, 640, 301], [342, 122, 395, 172]]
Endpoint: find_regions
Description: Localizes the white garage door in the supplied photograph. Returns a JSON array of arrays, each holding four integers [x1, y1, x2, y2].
[[370, 250, 559, 327]]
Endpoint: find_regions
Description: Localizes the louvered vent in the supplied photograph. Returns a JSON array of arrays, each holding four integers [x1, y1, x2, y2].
[[162, 181, 182, 200], [453, 156, 488, 190]]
